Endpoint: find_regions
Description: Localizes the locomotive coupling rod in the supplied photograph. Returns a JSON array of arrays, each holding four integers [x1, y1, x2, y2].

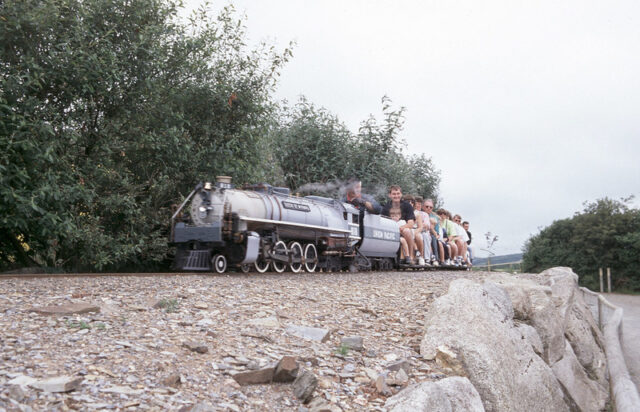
[[267, 251, 303, 264], [268, 252, 289, 263]]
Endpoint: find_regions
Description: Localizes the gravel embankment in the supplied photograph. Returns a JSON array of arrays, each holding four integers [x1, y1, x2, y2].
[[0, 270, 490, 411]]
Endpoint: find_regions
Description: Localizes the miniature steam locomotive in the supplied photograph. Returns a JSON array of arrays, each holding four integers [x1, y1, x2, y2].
[[170, 176, 401, 273]]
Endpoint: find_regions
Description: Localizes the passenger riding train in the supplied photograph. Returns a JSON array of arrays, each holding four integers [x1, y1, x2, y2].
[[169, 176, 463, 273]]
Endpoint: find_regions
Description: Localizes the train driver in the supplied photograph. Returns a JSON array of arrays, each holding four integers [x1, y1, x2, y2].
[[343, 179, 382, 214]]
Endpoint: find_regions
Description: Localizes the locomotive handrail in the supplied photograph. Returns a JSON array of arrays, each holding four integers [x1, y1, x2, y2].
[[172, 188, 198, 221], [238, 215, 352, 234], [170, 188, 198, 242]]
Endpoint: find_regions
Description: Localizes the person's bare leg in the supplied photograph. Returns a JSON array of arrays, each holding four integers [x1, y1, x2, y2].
[[401, 228, 415, 262], [414, 233, 424, 259], [449, 242, 458, 259], [400, 238, 409, 258], [457, 240, 468, 263]]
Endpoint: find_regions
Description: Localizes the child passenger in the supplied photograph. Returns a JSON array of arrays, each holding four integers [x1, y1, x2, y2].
[[413, 196, 431, 265], [390, 209, 411, 264]]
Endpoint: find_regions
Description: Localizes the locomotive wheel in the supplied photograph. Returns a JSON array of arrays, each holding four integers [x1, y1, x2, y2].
[[288, 242, 303, 273], [271, 241, 288, 273], [303, 243, 318, 273], [239, 264, 251, 273], [254, 257, 269, 273], [212, 254, 227, 273]]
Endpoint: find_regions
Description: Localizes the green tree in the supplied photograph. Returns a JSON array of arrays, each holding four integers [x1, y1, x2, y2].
[[522, 197, 640, 291], [273, 96, 441, 202], [274, 97, 354, 190], [0, 0, 290, 271]]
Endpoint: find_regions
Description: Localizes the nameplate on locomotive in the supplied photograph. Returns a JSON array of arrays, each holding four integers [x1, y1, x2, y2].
[[372, 229, 398, 241], [282, 201, 311, 212]]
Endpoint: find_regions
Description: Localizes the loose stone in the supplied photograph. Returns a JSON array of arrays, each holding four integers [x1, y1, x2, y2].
[[31, 303, 100, 316], [273, 355, 299, 382], [293, 369, 318, 404], [231, 367, 275, 385], [182, 341, 209, 354]]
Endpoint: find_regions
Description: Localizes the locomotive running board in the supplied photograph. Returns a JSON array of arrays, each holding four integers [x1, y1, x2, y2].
[[238, 216, 352, 234]]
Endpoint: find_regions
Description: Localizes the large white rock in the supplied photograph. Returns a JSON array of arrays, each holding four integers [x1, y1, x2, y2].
[[540, 267, 578, 326], [551, 340, 609, 412], [565, 294, 608, 386], [515, 322, 544, 357], [541, 267, 608, 388], [385, 377, 484, 412], [421, 279, 568, 412], [488, 273, 565, 364]]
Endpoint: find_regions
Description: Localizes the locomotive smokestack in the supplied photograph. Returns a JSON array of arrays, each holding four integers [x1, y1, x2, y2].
[[215, 176, 234, 189]]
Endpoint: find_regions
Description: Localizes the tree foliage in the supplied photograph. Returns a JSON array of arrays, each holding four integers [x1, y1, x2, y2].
[[274, 96, 441, 202], [1, 0, 289, 271], [522, 197, 640, 291]]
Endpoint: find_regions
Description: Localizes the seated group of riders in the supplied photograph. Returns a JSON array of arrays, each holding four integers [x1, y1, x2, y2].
[[344, 179, 473, 267]]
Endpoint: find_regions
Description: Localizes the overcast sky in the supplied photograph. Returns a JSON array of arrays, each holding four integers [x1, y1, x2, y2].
[[186, 0, 640, 257]]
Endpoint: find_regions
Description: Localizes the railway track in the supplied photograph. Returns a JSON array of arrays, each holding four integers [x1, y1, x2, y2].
[[0, 264, 471, 280]]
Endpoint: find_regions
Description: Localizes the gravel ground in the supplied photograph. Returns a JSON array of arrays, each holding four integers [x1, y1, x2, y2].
[[0, 270, 491, 411]]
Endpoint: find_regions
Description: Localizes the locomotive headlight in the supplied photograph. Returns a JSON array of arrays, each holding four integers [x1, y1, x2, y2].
[[204, 182, 213, 190]]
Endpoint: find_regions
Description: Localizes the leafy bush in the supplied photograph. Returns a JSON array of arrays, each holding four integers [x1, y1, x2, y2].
[[274, 96, 441, 203], [1, 0, 289, 271], [522, 197, 640, 291]]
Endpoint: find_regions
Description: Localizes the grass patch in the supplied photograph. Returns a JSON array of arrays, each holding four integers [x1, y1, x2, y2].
[[67, 320, 91, 329], [157, 298, 180, 313], [336, 344, 349, 356]]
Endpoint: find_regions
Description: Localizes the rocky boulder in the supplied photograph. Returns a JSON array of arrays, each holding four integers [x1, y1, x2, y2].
[[421, 279, 568, 412], [421, 267, 611, 412], [540, 267, 608, 388], [385, 376, 484, 412], [487, 273, 565, 364], [492, 269, 609, 392], [552, 340, 608, 412]]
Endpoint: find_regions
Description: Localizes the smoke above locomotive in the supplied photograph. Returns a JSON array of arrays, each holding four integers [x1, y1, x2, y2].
[[170, 176, 401, 273]]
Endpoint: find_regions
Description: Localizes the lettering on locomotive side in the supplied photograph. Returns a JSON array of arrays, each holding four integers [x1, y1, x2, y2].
[[371, 229, 398, 241], [282, 201, 311, 212]]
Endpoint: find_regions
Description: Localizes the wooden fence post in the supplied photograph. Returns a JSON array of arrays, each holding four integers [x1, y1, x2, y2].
[[607, 267, 612, 293], [599, 268, 604, 293]]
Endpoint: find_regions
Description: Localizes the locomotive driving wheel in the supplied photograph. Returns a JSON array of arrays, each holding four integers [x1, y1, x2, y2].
[[254, 258, 269, 273], [271, 241, 288, 273], [303, 243, 318, 273], [212, 254, 227, 273], [288, 242, 303, 273]]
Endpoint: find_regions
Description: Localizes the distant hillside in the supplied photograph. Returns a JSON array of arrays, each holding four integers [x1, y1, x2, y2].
[[473, 253, 523, 266]]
